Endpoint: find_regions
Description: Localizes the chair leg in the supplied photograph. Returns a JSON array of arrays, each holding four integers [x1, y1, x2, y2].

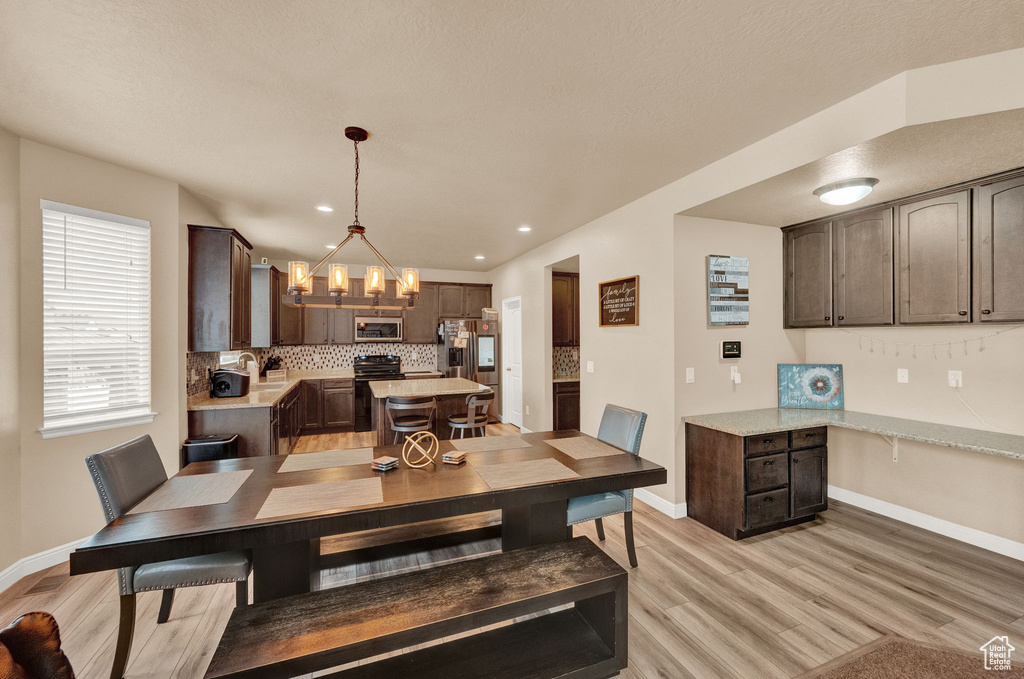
[[450, 427, 455, 439], [393, 430, 399, 445], [624, 511, 638, 568], [111, 594, 136, 679], [156, 588, 174, 624], [594, 517, 606, 541], [236, 579, 248, 607]]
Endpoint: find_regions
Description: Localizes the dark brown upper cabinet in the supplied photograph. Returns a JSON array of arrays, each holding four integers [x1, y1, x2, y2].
[[897, 191, 971, 324], [188, 225, 253, 351], [833, 209, 894, 326], [269, 267, 281, 346], [784, 221, 832, 328], [437, 283, 492, 319], [977, 175, 1024, 323], [464, 285, 492, 318], [302, 276, 331, 344], [277, 269, 303, 345], [404, 282, 439, 344], [552, 272, 580, 347], [250, 264, 278, 348]]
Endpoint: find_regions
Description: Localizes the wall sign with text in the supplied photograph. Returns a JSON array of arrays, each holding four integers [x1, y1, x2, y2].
[[599, 275, 639, 327], [707, 255, 749, 325]]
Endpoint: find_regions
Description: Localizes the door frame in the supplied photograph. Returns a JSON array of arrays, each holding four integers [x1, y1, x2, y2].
[[501, 296, 523, 428]]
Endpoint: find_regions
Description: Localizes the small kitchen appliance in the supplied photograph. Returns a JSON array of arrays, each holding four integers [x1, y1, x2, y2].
[[209, 368, 251, 398]]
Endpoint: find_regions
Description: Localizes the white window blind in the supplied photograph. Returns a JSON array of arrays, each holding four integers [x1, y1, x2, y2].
[[40, 200, 155, 438]]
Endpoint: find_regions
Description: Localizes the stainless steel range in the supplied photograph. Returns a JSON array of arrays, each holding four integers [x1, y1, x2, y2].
[[353, 355, 404, 431]]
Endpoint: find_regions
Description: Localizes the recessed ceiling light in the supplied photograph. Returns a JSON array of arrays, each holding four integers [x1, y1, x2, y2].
[[813, 178, 879, 206], [316, 205, 334, 212], [475, 255, 485, 260], [325, 244, 337, 249], [517, 225, 531, 232]]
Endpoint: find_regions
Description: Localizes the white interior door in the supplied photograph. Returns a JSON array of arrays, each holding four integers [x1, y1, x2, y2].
[[502, 297, 523, 428]]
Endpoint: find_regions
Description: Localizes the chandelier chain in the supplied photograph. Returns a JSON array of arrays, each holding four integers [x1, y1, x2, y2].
[[352, 137, 360, 226]]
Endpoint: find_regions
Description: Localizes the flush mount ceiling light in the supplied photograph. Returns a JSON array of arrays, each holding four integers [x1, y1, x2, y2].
[[517, 225, 531, 232], [316, 205, 334, 212], [813, 177, 879, 206], [475, 255, 485, 260], [286, 127, 419, 311]]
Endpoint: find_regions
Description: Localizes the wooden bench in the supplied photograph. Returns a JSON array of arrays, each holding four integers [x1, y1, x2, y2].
[[204, 537, 627, 679]]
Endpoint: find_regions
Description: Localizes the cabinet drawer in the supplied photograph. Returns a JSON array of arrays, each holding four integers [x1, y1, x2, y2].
[[745, 433, 788, 457], [745, 453, 789, 494], [790, 427, 827, 450], [323, 378, 353, 390], [745, 488, 790, 528]]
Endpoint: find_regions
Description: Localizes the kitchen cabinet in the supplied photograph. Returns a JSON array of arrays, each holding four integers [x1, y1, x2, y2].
[[250, 264, 280, 348], [553, 380, 580, 431], [188, 225, 254, 351], [783, 221, 832, 328], [977, 175, 1024, 323], [685, 423, 828, 540], [187, 383, 301, 457], [278, 270, 304, 345], [897, 190, 971, 324], [438, 283, 493, 319], [833, 209, 894, 326], [303, 276, 331, 344], [270, 267, 282, 346], [301, 379, 323, 430], [552, 273, 580, 346], [322, 379, 355, 428], [404, 282, 439, 344], [465, 285, 492, 318]]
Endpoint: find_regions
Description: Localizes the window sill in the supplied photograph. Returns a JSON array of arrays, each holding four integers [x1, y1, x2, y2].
[[38, 411, 158, 439]]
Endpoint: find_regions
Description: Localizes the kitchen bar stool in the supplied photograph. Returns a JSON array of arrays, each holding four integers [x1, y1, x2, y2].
[[448, 391, 494, 438], [386, 396, 436, 444]]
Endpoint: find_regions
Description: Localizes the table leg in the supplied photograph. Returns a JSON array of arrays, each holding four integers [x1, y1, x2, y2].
[[501, 500, 570, 551], [251, 538, 321, 603]]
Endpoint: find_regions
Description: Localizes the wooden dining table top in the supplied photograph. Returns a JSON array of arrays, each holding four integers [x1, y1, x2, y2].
[[70, 430, 666, 576]]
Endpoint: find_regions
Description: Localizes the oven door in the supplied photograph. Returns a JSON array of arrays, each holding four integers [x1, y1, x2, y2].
[[355, 317, 403, 342]]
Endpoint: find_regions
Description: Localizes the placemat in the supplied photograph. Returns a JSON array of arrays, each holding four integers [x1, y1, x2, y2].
[[127, 470, 253, 514], [255, 477, 384, 520], [277, 448, 373, 473], [545, 436, 626, 460], [452, 435, 533, 453], [473, 457, 581, 490]]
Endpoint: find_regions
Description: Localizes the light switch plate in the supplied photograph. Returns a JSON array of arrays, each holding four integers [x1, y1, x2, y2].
[[948, 370, 962, 388], [586, 360, 594, 373], [685, 367, 695, 383], [525, 405, 530, 415], [897, 368, 909, 384]]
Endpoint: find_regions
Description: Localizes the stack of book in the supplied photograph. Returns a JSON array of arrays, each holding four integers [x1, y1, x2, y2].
[[371, 455, 399, 472], [442, 451, 467, 466]]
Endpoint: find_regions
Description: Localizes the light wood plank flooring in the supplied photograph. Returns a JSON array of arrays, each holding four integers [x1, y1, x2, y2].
[[4, 431, 1023, 677], [290, 422, 522, 454]]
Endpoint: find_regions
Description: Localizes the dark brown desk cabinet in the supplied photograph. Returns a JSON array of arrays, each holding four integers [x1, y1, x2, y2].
[[685, 423, 828, 540], [552, 272, 580, 347], [977, 174, 1024, 323], [188, 225, 253, 351], [553, 380, 580, 431], [783, 221, 833, 328]]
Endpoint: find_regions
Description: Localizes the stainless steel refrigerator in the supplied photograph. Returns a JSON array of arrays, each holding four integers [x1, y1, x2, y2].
[[437, 313, 498, 390]]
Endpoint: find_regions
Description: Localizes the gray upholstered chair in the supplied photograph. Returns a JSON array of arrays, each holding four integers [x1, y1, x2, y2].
[[385, 396, 437, 445], [567, 404, 647, 568], [448, 391, 494, 439], [85, 435, 251, 679]]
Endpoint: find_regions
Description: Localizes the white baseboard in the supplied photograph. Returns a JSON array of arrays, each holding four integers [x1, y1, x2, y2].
[[635, 489, 687, 520], [828, 485, 1024, 562], [519, 425, 532, 433], [0, 537, 87, 594]]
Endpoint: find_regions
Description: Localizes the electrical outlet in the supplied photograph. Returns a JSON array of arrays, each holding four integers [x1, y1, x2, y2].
[[525, 405, 530, 416], [948, 370, 963, 388], [897, 368, 909, 384], [685, 367, 695, 383]]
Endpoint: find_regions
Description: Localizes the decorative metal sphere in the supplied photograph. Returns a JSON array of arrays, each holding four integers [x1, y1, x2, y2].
[[402, 431, 439, 468]]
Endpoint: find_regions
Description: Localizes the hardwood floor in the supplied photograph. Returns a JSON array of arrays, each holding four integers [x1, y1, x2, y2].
[[290, 422, 522, 454], [4, 430, 1022, 677]]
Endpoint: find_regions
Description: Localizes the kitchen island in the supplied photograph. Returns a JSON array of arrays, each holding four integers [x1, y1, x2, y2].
[[370, 377, 492, 446]]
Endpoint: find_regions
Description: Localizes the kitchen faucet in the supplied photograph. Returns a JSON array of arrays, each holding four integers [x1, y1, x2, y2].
[[235, 352, 259, 371]]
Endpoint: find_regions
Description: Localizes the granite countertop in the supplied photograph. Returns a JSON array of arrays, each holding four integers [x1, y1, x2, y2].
[[682, 408, 1024, 461], [370, 377, 490, 399], [188, 366, 443, 411], [553, 374, 580, 383]]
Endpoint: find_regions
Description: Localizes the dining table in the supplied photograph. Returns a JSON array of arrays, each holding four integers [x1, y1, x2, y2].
[[70, 430, 667, 603]]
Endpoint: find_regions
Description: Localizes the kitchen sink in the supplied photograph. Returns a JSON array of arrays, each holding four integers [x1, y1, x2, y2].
[[249, 382, 288, 391]]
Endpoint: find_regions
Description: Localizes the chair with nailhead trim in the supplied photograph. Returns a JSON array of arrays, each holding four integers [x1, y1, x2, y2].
[[566, 405, 647, 568], [86, 435, 251, 679]]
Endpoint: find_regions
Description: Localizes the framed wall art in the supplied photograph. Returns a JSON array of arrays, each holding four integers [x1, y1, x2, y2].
[[707, 254, 749, 326], [599, 275, 639, 327]]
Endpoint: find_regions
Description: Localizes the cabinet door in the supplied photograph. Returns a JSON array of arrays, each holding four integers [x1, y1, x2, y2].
[[270, 412, 280, 456], [241, 248, 252, 346], [230, 238, 245, 349], [833, 209, 894, 326], [552, 274, 575, 347], [553, 386, 580, 431], [897, 191, 971, 324], [323, 388, 354, 427], [330, 306, 355, 344], [303, 276, 330, 344], [300, 380, 323, 430], [784, 222, 833, 328], [790, 447, 827, 518], [438, 284, 465, 318], [571, 275, 581, 346], [403, 282, 439, 344], [464, 285, 491, 318], [278, 273, 304, 345], [978, 177, 1024, 322], [270, 268, 282, 345]]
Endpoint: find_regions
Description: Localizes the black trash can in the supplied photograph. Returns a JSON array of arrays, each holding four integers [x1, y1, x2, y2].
[[180, 434, 239, 468]]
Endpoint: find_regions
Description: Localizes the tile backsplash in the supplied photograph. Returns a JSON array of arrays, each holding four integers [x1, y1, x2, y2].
[[553, 346, 580, 377], [186, 352, 221, 397]]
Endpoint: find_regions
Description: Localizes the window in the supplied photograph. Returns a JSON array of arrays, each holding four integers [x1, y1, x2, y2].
[[40, 200, 155, 438]]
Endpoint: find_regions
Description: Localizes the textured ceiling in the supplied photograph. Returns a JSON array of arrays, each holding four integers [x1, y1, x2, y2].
[[680, 108, 1024, 227], [3, 1, 1024, 270]]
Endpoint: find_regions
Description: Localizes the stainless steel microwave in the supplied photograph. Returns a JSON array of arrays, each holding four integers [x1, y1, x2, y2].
[[355, 317, 403, 342]]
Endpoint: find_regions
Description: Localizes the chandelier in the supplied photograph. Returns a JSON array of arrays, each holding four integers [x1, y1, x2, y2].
[[284, 126, 419, 310]]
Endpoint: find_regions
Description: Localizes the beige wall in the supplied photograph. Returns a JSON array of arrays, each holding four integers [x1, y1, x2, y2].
[[18, 140, 184, 556], [0, 127, 22, 572]]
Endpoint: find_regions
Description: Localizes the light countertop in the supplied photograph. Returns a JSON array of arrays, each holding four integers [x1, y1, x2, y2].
[[682, 408, 1024, 462], [553, 374, 580, 383], [370, 377, 490, 399]]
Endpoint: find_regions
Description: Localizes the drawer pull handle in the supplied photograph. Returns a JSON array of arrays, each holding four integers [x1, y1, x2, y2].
[[982, 309, 992, 314], [765, 496, 774, 502], [763, 438, 775, 444], [958, 310, 968, 316], [763, 460, 775, 466]]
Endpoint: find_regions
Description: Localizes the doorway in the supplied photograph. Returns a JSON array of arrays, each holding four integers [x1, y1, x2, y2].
[[501, 296, 523, 428], [551, 256, 580, 431]]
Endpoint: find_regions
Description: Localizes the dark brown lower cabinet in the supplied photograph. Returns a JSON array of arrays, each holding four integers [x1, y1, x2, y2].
[[553, 381, 580, 431], [301, 378, 355, 433], [685, 423, 828, 539], [301, 379, 323, 430], [187, 383, 302, 458]]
